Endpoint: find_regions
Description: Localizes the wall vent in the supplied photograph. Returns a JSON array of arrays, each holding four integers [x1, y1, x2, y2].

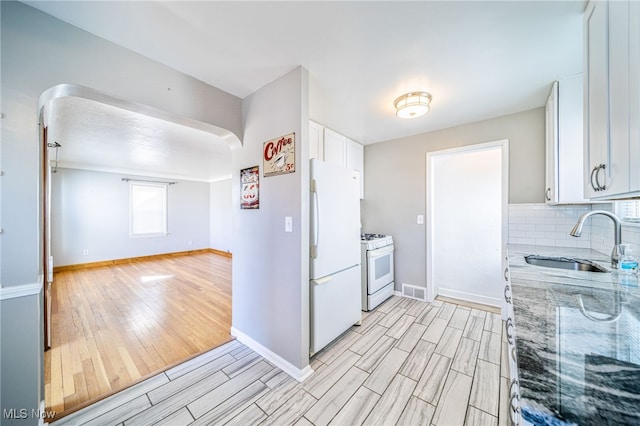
[[402, 283, 426, 301]]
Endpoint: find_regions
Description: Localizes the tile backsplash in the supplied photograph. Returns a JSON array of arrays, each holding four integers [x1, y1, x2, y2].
[[508, 204, 592, 248], [509, 203, 640, 256]]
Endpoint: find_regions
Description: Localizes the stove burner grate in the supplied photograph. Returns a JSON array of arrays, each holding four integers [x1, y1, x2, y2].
[[361, 233, 387, 241]]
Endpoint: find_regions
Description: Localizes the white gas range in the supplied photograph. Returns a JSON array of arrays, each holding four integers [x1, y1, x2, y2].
[[361, 233, 395, 311]]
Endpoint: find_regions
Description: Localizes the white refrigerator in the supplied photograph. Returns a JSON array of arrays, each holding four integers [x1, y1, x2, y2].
[[309, 159, 362, 355]]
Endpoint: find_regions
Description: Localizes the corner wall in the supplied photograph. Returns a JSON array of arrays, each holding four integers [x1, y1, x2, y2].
[[232, 67, 310, 372]]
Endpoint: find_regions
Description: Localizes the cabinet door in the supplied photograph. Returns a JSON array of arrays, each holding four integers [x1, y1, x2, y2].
[[584, 0, 610, 198], [346, 139, 364, 199], [309, 121, 324, 161], [557, 74, 588, 203], [629, 1, 640, 191], [323, 128, 347, 167], [606, 0, 631, 196], [545, 82, 558, 204]]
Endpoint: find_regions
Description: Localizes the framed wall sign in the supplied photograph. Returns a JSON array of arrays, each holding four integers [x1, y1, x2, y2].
[[240, 165, 259, 209], [263, 133, 295, 177]]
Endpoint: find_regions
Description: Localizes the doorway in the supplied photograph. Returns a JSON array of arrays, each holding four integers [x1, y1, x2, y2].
[[426, 140, 508, 308], [39, 85, 238, 419]]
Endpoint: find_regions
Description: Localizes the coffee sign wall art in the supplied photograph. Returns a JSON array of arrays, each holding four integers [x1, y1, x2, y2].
[[263, 133, 295, 177]]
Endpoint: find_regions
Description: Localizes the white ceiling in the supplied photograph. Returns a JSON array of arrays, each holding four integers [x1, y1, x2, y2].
[[47, 97, 233, 182], [26, 0, 585, 178]]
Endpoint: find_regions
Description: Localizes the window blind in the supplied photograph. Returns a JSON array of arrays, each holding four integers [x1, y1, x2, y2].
[[130, 182, 168, 236], [617, 200, 640, 223]]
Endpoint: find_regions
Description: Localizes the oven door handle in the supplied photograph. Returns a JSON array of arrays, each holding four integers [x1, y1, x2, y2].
[[367, 245, 394, 258]]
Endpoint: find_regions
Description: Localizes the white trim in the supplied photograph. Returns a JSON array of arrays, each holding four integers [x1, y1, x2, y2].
[[39, 400, 47, 426], [231, 327, 314, 382], [436, 288, 501, 309], [501, 142, 510, 321], [621, 221, 640, 228], [393, 290, 402, 297], [53, 163, 220, 184], [40, 399, 58, 425], [426, 139, 509, 305], [0, 281, 43, 301]]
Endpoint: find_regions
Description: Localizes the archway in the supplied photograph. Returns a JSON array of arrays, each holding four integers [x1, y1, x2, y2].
[[38, 84, 241, 419]]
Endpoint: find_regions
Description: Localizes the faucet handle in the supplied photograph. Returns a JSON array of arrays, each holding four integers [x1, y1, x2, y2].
[[612, 244, 623, 268]]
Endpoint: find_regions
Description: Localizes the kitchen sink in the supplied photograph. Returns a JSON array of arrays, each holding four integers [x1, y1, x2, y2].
[[524, 255, 608, 273]]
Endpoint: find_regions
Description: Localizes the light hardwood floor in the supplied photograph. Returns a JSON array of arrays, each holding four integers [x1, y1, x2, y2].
[[45, 252, 233, 420], [50, 296, 510, 426]]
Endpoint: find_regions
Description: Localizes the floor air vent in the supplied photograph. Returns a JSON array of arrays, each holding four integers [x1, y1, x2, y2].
[[402, 283, 426, 301]]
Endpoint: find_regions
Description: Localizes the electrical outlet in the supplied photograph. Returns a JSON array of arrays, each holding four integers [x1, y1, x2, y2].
[[417, 215, 424, 225], [285, 216, 293, 233], [83, 249, 89, 256]]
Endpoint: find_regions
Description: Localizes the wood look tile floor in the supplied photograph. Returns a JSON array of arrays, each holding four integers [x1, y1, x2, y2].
[[50, 296, 510, 426], [45, 252, 233, 419]]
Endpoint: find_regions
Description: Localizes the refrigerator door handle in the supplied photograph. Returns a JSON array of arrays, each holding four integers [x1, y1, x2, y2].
[[47, 255, 54, 283], [311, 276, 332, 286], [311, 179, 319, 259]]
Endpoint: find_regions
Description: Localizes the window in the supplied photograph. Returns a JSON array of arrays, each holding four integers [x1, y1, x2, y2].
[[130, 182, 168, 236], [615, 200, 640, 224]]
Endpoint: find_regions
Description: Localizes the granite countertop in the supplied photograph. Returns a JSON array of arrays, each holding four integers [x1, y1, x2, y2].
[[507, 244, 640, 426]]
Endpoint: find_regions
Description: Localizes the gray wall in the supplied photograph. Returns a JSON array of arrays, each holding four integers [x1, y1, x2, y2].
[[362, 108, 544, 291], [0, 294, 42, 426], [0, 2, 242, 421], [51, 168, 211, 266], [1, 1, 241, 287], [232, 67, 310, 370], [210, 179, 233, 253]]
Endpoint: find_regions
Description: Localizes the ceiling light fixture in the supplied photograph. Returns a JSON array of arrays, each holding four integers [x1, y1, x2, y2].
[[394, 92, 432, 119]]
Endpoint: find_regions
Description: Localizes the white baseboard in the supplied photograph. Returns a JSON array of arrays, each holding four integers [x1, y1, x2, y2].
[[40, 400, 54, 425], [230, 327, 314, 383], [436, 287, 501, 308], [393, 290, 401, 296]]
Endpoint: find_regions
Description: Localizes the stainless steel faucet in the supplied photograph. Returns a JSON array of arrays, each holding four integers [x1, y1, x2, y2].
[[570, 210, 622, 268]]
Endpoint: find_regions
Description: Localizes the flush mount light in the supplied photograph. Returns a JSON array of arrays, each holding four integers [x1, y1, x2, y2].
[[394, 92, 432, 119]]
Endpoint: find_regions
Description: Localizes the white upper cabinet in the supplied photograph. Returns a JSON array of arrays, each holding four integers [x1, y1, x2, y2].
[[629, 0, 640, 192], [323, 128, 347, 167], [309, 122, 364, 199], [606, 0, 631, 196], [545, 75, 587, 204], [584, 0, 612, 198], [346, 138, 364, 199], [309, 121, 324, 161], [584, 0, 639, 199], [545, 81, 559, 203]]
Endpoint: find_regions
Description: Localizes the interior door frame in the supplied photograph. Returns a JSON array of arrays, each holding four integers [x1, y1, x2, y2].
[[425, 139, 509, 308], [41, 124, 53, 350]]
